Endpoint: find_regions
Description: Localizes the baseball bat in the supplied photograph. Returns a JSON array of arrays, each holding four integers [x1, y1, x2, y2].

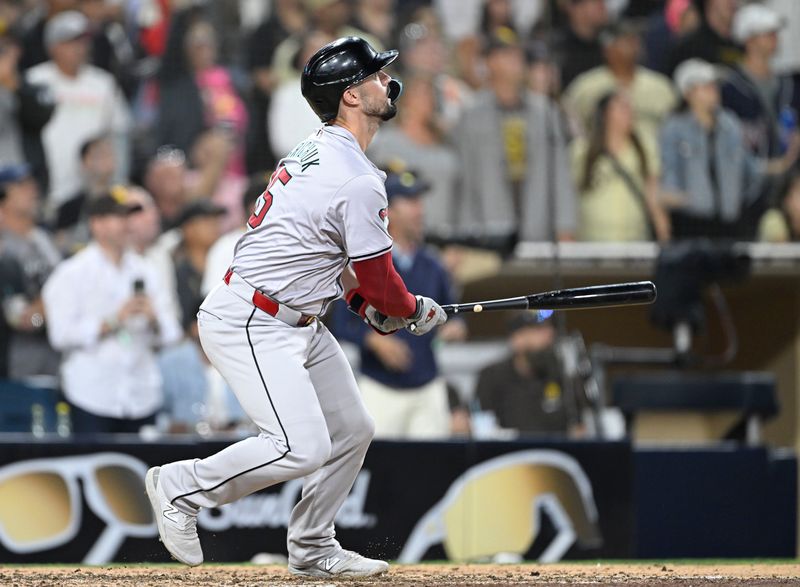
[[440, 281, 657, 315]]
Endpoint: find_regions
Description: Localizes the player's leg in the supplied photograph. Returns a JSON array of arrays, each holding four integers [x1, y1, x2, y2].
[[286, 322, 386, 576], [357, 375, 412, 438], [149, 287, 331, 564], [406, 377, 451, 439]]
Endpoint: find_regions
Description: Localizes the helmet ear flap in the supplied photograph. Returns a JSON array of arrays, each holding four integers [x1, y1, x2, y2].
[[388, 78, 403, 103]]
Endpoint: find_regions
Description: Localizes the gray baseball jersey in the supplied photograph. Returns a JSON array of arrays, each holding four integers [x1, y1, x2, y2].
[[232, 125, 393, 314]]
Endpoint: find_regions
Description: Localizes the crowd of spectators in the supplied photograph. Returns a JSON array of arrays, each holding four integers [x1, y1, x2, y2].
[[1, 0, 799, 439]]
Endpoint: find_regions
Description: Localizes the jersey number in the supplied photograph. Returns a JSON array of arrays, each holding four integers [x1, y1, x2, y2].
[[248, 165, 293, 229]]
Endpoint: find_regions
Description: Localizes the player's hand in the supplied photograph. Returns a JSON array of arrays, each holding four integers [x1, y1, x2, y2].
[[364, 304, 408, 334], [366, 331, 413, 372], [406, 295, 447, 336]]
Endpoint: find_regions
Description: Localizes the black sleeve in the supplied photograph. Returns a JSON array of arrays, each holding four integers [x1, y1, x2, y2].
[[16, 81, 55, 132]]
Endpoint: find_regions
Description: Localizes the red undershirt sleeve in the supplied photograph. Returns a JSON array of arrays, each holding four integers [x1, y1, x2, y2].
[[350, 252, 417, 318]]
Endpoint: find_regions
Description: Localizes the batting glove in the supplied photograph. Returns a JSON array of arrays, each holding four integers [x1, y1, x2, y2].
[[364, 305, 409, 334], [406, 295, 447, 336]]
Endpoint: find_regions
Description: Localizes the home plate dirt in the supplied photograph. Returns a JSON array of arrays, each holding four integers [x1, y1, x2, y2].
[[2, 563, 799, 586]]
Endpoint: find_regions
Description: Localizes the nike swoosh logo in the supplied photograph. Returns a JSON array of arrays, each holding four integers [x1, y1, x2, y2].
[[323, 557, 340, 571]]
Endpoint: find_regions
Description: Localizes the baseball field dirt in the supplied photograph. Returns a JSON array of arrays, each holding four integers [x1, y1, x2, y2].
[[2, 563, 799, 586]]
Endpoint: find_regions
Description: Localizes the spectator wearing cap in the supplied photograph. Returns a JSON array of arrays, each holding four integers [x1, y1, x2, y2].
[[368, 72, 460, 239], [552, 0, 610, 88], [42, 191, 182, 434], [564, 20, 677, 147], [0, 30, 54, 190], [0, 164, 61, 381], [25, 10, 130, 211], [454, 29, 577, 245], [332, 170, 466, 439], [667, 0, 743, 75], [660, 59, 797, 239], [474, 310, 579, 438], [721, 3, 800, 160]]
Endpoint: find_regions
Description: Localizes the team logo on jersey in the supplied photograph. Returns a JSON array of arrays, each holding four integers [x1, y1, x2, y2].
[[378, 208, 389, 229]]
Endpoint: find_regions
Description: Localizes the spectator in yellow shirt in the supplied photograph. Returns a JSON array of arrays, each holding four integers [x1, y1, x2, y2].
[[571, 91, 670, 242]]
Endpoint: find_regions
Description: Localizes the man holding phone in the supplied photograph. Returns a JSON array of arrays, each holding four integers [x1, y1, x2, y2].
[[42, 192, 182, 435]]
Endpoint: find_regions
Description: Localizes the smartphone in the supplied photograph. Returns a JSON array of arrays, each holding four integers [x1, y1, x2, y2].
[[133, 279, 145, 295]]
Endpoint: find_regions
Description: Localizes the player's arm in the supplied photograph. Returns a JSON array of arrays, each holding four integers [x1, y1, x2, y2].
[[335, 175, 445, 335]]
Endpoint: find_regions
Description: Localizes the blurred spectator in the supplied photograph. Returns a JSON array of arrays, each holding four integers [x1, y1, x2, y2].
[[660, 59, 798, 239], [18, 0, 79, 71], [0, 30, 55, 189], [53, 134, 116, 254], [526, 40, 561, 99], [332, 170, 466, 439], [352, 0, 395, 48], [0, 31, 24, 163], [0, 164, 61, 380], [271, 0, 380, 85], [26, 10, 130, 210], [172, 199, 225, 335], [766, 0, 800, 76], [201, 175, 265, 296], [144, 144, 224, 229], [368, 73, 460, 238], [186, 129, 243, 233], [78, 0, 139, 99], [268, 30, 333, 158], [126, 185, 180, 324], [455, 29, 576, 245], [453, 0, 522, 89], [398, 12, 472, 132], [42, 192, 181, 434], [245, 0, 307, 173], [721, 4, 800, 160], [552, 0, 610, 88], [435, 0, 545, 89], [156, 198, 226, 434], [644, 0, 700, 74], [667, 0, 742, 75], [572, 91, 669, 242], [564, 20, 677, 146], [156, 10, 248, 178], [474, 310, 578, 438], [758, 170, 800, 242]]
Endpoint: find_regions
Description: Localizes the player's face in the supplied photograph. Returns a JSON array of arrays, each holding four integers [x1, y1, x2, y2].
[[357, 70, 398, 122]]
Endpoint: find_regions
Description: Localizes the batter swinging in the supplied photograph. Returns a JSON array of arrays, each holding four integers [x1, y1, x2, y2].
[[145, 37, 447, 578]]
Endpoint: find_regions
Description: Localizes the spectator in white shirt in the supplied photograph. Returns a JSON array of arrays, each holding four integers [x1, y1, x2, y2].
[[42, 192, 182, 435], [25, 11, 130, 212]]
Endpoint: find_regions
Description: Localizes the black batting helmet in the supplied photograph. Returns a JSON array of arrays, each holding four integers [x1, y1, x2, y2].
[[301, 36, 403, 122]]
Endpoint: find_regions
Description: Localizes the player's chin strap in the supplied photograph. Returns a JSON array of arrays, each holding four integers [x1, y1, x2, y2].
[[388, 78, 403, 103]]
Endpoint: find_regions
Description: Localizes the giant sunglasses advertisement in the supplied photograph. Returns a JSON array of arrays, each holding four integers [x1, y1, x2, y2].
[[0, 440, 793, 563]]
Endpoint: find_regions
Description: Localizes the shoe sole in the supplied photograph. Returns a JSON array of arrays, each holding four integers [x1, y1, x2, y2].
[[145, 467, 202, 567], [288, 565, 389, 578]]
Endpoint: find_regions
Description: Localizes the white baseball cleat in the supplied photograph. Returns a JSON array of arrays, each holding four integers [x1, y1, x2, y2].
[[288, 549, 389, 578], [145, 466, 203, 567]]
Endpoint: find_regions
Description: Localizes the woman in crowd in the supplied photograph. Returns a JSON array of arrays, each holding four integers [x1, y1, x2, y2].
[[572, 90, 670, 242]]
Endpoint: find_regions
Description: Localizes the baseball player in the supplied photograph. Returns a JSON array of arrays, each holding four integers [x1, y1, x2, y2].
[[145, 37, 447, 577]]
